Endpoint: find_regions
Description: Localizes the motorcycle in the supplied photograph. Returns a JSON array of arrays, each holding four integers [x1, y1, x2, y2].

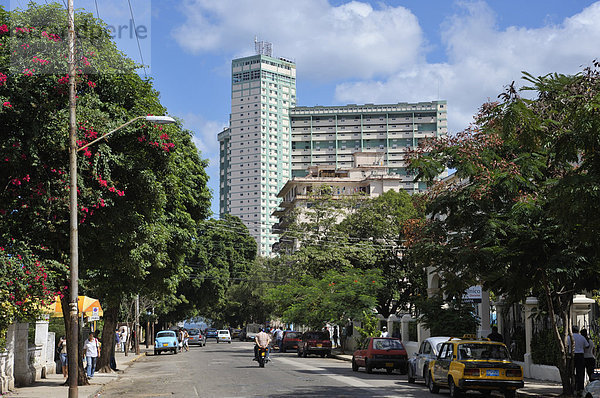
[[257, 346, 269, 368]]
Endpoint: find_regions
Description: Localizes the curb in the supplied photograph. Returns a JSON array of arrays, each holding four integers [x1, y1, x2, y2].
[[90, 352, 147, 397], [332, 354, 351, 362]]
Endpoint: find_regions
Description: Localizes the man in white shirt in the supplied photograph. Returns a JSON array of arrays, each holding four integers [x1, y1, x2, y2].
[[83, 332, 100, 378], [567, 325, 589, 394], [380, 326, 389, 338]]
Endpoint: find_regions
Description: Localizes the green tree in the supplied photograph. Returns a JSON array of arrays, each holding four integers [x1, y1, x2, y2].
[[410, 65, 600, 395], [267, 267, 383, 329], [0, 3, 211, 377]]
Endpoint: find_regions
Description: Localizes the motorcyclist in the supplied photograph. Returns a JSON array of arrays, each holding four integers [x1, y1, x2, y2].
[[254, 328, 271, 361]]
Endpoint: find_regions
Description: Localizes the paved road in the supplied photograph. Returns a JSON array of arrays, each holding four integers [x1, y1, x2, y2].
[[97, 340, 491, 397]]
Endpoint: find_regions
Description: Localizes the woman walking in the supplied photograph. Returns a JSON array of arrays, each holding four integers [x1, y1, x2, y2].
[[581, 329, 596, 382]]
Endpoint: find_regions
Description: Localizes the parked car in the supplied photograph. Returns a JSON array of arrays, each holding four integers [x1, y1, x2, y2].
[[427, 336, 524, 398], [280, 331, 302, 353], [297, 331, 332, 358], [408, 336, 450, 383], [217, 329, 232, 343], [352, 337, 408, 374], [231, 328, 242, 339], [187, 328, 206, 346], [205, 328, 218, 340], [243, 323, 262, 342], [154, 330, 179, 355]]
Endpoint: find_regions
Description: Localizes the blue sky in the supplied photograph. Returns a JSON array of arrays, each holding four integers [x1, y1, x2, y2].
[[4, 0, 600, 217]]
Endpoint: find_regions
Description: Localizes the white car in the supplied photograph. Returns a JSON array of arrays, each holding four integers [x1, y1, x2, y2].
[[217, 329, 232, 344], [407, 336, 450, 383]]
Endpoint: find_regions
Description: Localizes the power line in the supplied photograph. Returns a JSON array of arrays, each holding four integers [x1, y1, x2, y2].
[[94, 0, 100, 19], [127, 0, 147, 78]]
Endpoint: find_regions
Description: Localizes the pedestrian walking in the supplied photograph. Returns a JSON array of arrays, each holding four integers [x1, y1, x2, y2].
[[567, 325, 589, 395], [58, 336, 68, 378], [487, 326, 503, 343], [83, 332, 100, 379], [333, 327, 339, 348], [274, 327, 284, 350], [581, 329, 596, 382], [183, 329, 190, 351], [119, 325, 128, 352]]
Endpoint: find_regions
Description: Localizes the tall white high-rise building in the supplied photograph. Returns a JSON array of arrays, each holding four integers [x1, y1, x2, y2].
[[218, 44, 296, 257]]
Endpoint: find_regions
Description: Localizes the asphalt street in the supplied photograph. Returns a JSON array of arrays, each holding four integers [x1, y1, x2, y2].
[[97, 340, 492, 398]]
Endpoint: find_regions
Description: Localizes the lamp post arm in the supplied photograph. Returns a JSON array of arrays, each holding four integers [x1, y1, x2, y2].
[[77, 116, 145, 152]]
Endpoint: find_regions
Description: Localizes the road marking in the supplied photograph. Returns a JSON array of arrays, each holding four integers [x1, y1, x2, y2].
[[275, 357, 373, 388], [193, 385, 199, 396]]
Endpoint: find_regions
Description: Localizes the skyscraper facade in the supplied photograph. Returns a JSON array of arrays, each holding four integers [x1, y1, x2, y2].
[[289, 101, 447, 193], [218, 52, 296, 257]]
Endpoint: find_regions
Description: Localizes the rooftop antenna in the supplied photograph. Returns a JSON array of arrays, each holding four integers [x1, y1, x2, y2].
[[254, 37, 272, 57]]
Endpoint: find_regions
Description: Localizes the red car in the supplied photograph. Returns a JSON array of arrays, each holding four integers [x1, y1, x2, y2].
[[352, 337, 408, 374], [297, 331, 332, 358], [280, 331, 302, 353]]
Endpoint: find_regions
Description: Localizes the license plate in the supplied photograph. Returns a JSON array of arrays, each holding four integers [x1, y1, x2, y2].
[[486, 369, 500, 377], [293, 345, 297, 348], [386, 363, 394, 367], [317, 344, 322, 348], [162, 343, 168, 347]]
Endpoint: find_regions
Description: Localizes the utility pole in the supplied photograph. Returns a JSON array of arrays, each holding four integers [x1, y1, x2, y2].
[[135, 294, 140, 355], [67, 0, 79, 397]]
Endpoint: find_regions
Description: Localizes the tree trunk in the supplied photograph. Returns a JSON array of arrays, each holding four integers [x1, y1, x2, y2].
[[541, 272, 574, 396], [61, 295, 89, 386], [97, 304, 118, 373]]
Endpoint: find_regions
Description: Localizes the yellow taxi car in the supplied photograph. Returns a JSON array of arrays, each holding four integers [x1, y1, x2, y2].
[[426, 335, 524, 398]]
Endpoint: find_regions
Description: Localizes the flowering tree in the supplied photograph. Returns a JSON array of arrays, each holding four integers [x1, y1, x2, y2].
[[409, 65, 600, 395], [0, 3, 211, 378]]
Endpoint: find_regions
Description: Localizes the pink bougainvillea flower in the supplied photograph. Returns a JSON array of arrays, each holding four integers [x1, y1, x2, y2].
[[3, 101, 12, 107]]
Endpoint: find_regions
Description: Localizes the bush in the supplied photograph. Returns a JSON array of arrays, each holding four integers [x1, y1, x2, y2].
[[531, 327, 562, 366]]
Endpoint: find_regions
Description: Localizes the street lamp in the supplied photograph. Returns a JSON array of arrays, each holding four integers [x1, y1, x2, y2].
[[68, 114, 175, 396]]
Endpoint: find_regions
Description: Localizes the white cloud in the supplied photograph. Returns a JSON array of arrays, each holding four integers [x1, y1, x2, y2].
[[172, 0, 424, 80], [178, 113, 227, 216], [335, 1, 600, 133]]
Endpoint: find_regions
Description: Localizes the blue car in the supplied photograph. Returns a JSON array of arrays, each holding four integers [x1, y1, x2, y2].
[[154, 330, 179, 355], [205, 328, 218, 339]]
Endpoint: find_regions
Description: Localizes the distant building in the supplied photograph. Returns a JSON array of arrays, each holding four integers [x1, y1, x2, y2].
[[271, 152, 433, 253], [290, 101, 447, 194], [218, 47, 296, 257], [218, 44, 447, 257]]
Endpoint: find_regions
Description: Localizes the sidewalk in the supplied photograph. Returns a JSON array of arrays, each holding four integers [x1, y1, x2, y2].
[[330, 349, 563, 398], [4, 347, 152, 398]]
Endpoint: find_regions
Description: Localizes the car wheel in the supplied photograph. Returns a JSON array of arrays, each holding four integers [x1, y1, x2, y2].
[[154, 350, 158, 355], [365, 359, 373, 374], [449, 377, 463, 398], [297, 348, 302, 357], [503, 390, 516, 398], [351, 358, 358, 372], [302, 348, 308, 358], [427, 372, 440, 394], [228, 341, 231, 344], [386, 368, 393, 374], [407, 366, 415, 383], [320, 352, 326, 358], [173, 348, 177, 355]]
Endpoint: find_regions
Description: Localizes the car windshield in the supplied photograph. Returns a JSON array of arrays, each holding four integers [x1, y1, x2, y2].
[[188, 329, 200, 335], [372, 338, 404, 350], [218, 330, 229, 335], [305, 331, 329, 340], [157, 331, 174, 338], [285, 332, 301, 339], [458, 343, 510, 360]]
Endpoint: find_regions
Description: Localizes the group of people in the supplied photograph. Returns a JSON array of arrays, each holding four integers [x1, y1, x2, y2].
[[178, 328, 190, 351], [57, 328, 125, 380], [569, 326, 596, 396]]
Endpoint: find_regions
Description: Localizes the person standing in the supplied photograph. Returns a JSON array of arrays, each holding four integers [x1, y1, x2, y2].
[[333, 327, 339, 348], [581, 329, 596, 382], [119, 325, 128, 352], [58, 336, 68, 378], [83, 332, 100, 379], [183, 329, 190, 352], [380, 326, 389, 338], [568, 325, 589, 395], [274, 327, 284, 350], [487, 326, 504, 343]]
